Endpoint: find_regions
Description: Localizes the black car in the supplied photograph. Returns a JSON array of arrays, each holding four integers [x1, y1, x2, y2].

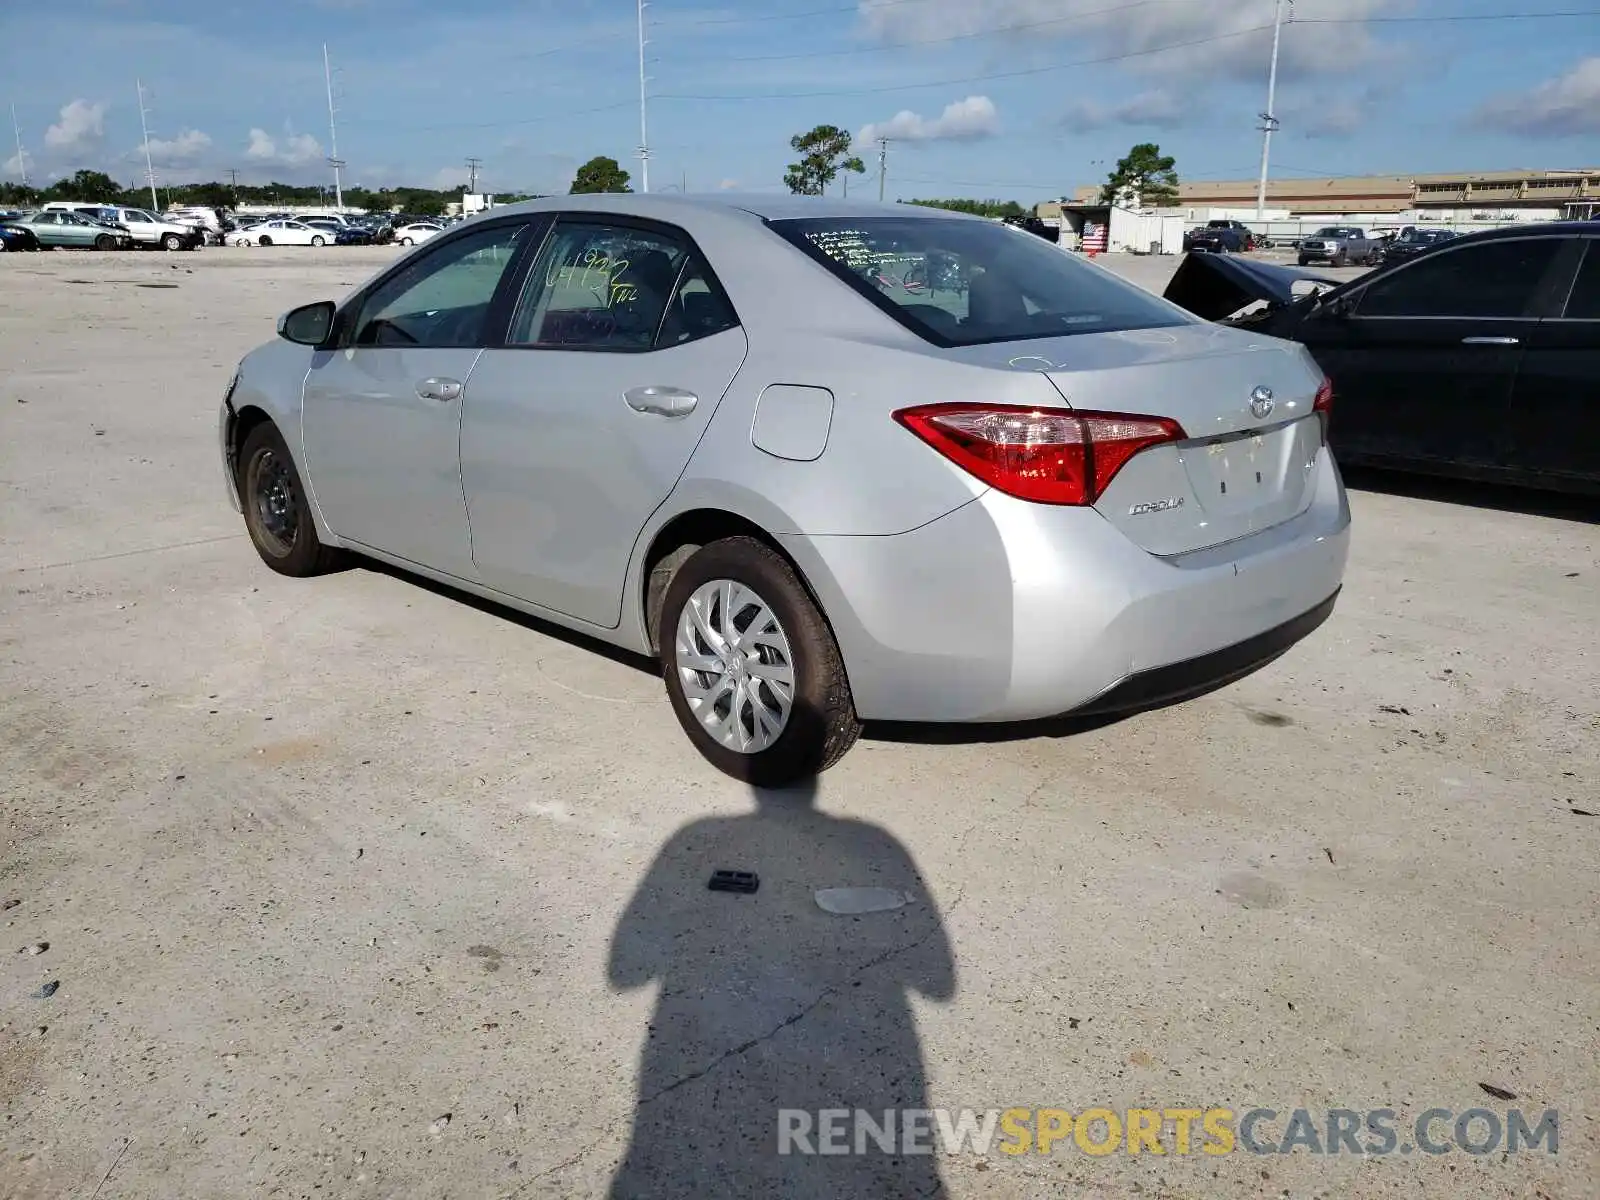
[[335, 226, 374, 245], [1165, 224, 1600, 494], [1184, 219, 1256, 253], [1382, 226, 1456, 266]]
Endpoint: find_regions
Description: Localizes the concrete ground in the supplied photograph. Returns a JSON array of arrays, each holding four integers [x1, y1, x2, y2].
[[1, 246, 1596, 1200]]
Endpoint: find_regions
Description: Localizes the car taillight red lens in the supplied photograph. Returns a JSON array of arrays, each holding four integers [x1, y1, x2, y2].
[[1313, 376, 1334, 414], [893, 403, 1186, 506]]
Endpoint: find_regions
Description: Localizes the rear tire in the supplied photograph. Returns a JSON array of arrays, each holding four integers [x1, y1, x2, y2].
[[238, 422, 344, 577], [660, 537, 860, 785], [400, 237, 413, 246]]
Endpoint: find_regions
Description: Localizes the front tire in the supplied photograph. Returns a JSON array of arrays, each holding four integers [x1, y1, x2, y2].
[[162, 233, 182, 251], [311, 235, 325, 247], [400, 237, 413, 246], [238, 422, 343, 577], [660, 537, 859, 785], [258, 236, 272, 247], [94, 234, 115, 251]]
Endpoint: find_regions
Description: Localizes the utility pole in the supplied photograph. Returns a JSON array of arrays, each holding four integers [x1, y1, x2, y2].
[[877, 138, 889, 202], [324, 44, 345, 210], [1254, 0, 1286, 220], [636, 0, 650, 193], [465, 157, 482, 193], [136, 80, 158, 212], [227, 168, 238, 191], [10, 104, 26, 187]]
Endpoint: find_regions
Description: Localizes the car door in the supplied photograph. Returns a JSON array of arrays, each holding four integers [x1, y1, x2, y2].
[[1297, 235, 1568, 471], [1505, 235, 1599, 486], [300, 216, 541, 579], [461, 215, 747, 625]]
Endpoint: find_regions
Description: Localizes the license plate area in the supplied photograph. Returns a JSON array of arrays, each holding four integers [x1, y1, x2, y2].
[[1177, 426, 1293, 518]]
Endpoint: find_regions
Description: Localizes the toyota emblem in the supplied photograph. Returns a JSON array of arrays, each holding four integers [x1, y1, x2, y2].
[[1249, 385, 1275, 419]]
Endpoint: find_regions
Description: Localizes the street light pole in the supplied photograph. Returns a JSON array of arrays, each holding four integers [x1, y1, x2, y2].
[[636, 0, 651, 193], [1254, 0, 1286, 220]]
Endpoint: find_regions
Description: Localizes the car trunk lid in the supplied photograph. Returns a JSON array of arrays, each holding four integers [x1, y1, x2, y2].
[[948, 323, 1326, 556]]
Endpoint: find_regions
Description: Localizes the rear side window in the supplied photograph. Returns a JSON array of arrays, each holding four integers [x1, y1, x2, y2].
[[1563, 243, 1600, 319], [773, 216, 1186, 347], [1358, 238, 1563, 319]]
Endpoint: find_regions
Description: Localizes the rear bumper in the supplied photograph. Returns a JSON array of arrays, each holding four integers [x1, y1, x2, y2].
[[1072, 589, 1337, 717], [783, 448, 1350, 723]]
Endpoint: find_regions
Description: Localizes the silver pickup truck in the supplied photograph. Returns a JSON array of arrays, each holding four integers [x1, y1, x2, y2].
[[1297, 226, 1378, 267]]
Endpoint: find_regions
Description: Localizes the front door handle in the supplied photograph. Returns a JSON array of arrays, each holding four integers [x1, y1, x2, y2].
[[624, 385, 698, 417], [1461, 336, 1519, 346], [417, 377, 463, 402]]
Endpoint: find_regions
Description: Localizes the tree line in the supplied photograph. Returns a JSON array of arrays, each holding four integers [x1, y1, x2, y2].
[[0, 169, 534, 214]]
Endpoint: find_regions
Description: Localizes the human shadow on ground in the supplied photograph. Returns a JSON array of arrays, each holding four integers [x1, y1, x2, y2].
[[607, 777, 955, 1198]]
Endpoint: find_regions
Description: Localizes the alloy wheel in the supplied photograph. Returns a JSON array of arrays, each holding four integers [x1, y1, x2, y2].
[[674, 579, 796, 754]]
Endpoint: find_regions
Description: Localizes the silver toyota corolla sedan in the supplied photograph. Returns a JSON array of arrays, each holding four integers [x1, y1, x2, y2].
[[220, 195, 1349, 783]]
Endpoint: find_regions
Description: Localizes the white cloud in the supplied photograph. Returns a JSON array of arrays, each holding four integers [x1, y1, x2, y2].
[[1476, 57, 1600, 137], [857, 0, 1405, 83], [144, 129, 212, 165], [859, 95, 999, 144], [1061, 89, 1184, 130], [718, 178, 740, 190], [245, 128, 324, 168], [429, 166, 468, 191], [44, 100, 107, 153], [4, 149, 34, 180]]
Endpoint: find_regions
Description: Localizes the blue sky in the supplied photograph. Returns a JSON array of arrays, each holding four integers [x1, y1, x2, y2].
[[3, 0, 1598, 200]]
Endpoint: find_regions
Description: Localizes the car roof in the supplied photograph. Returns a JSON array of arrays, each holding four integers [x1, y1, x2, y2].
[[481, 192, 983, 225], [1446, 221, 1596, 245]]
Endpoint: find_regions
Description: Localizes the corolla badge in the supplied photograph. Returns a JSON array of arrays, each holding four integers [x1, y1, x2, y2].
[[1249, 385, 1275, 419]]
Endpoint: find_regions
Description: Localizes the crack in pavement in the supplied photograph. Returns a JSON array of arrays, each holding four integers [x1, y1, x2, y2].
[[638, 887, 967, 1108]]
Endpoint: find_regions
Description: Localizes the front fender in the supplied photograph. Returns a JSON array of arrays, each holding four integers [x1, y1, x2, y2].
[[220, 339, 337, 543]]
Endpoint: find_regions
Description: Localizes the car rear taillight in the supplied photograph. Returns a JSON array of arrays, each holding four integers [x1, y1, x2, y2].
[[1312, 375, 1334, 440], [893, 403, 1186, 506]]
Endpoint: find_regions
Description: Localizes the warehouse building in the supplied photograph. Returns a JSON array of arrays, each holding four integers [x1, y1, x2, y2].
[[1064, 168, 1599, 222]]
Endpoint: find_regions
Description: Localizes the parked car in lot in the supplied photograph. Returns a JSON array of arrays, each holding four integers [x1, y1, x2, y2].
[[1184, 219, 1256, 253], [220, 195, 1349, 782], [15, 210, 133, 249], [0, 219, 41, 251], [228, 219, 336, 247], [1165, 225, 1600, 494], [1381, 226, 1457, 265], [335, 225, 375, 245], [76, 206, 203, 250], [392, 221, 444, 245], [1298, 226, 1378, 266]]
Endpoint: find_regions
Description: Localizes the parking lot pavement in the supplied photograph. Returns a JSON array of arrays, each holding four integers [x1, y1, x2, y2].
[[2, 249, 1596, 1199]]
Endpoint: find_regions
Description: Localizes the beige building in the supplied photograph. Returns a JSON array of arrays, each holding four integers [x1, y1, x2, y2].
[[1064, 168, 1600, 219]]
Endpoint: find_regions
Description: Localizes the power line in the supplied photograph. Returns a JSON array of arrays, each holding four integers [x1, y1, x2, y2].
[[1296, 8, 1600, 23], [687, 0, 1198, 63], [658, 24, 1272, 100]]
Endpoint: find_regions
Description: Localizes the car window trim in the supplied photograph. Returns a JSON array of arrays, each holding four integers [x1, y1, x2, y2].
[[1350, 234, 1575, 321], [328, 213, 550, 350], [1548, 235, 1600, 321], [496, 211, 740, 355]]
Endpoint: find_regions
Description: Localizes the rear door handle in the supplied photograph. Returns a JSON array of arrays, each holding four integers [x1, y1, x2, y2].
[[1461, 336, 1519, 346], [624, 385, 698, 417], [416, 377, 463, 401]]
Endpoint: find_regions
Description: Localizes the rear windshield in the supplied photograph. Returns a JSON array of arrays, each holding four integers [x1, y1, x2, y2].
[[772, 216, 1188, 347]]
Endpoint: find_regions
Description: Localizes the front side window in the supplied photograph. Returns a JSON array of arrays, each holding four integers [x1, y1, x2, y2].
[[509, 221, 691, 351], [774, 216, 1187, 346], [353, 221, 531, 348], [124, 211, 152, 224], [1358, 238, 1563, 319]]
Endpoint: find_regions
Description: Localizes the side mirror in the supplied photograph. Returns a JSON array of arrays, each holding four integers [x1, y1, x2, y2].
[[1313, 292, 1355, 320], [278, 300, 336, 346]]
